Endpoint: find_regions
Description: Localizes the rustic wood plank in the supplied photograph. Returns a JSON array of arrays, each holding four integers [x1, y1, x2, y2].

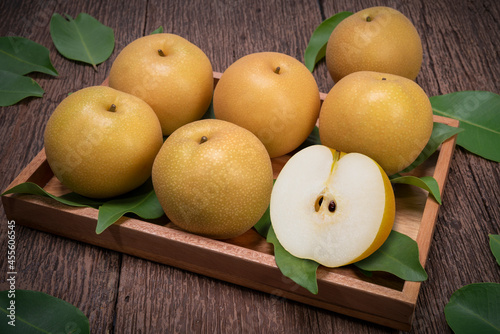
[[0, 0, 149, 333], [1, 0, 499, 333], [319, 1, 500, 333]]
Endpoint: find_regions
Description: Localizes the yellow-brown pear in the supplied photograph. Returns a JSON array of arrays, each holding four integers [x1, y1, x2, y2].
[[109, 33, 213, 135], [319, 71, 433, 176], [326, 6, 423, 83], [213, 52, 320, 158], [44, 86, 163, 198], [152, 119, 274, 239]]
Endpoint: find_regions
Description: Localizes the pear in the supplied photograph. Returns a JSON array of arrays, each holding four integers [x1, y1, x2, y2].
[[270, 145, 395, 267]]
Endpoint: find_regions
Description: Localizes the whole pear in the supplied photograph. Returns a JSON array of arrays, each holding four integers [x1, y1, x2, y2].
[[109, 33, 213, 135], [44, 86, 163, 198], [326, 6, 423, 82], [213, 52, 320, 158], [152, 119, 274, 239], [319, 71, 433, 176]]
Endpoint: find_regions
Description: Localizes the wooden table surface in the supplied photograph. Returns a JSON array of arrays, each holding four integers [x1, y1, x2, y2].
[[1, 0, 499, 333]]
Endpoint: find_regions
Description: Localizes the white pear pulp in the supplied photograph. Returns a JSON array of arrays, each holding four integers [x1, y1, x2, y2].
[[270, 145, 387, 267]]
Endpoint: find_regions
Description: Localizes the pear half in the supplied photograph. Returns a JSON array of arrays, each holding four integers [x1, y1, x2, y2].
[[270, 145, 395, 267]]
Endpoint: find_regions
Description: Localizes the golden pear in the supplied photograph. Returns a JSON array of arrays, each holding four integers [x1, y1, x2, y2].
[[326, 6, 423, 82], [213, 52, 320, 158], [319, 71, 433, 176], [109, 33, 213, 135], [152, 119, 274, 239], [44, 86, 163, 198]]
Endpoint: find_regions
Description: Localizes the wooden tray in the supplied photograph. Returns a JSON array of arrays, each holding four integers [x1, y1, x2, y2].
[[1, 72, 459, 331]]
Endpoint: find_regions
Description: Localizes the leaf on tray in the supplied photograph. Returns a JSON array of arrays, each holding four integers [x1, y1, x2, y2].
[[0, 36, 58, 76], [0, 70, 44, 106], [254, 205, 319, 294], [354, 230, 428, 282], [489, 234, 500, 266], [1, 181, 103, 208], [96, 179, 165, 234], [151, 26, 164, 34], [399, 122, 463, 174], [296, 126, 321, 151], [390, 175, 442, 205], [430, 91, 500, 162], [304, 11, 353, 72], [445, 283, 500, 334], [50, 13, 115, 70], [1, 179, 165, 234], [0, 290, 90, 334]]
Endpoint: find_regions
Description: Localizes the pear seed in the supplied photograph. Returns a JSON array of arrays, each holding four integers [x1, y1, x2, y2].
[[328, 201, 336, 212]]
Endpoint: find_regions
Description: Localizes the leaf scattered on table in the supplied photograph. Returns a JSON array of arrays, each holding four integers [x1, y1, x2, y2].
[[0, 70, 44, 106], [399, 122, 463, 174], [354, 230, 428, 282], [151, 26, 164, 34], [430, 91, 500, 162], [304, 11, 353, 72], [50, 13, 115, 70], [445, 282, 500, 334], [489, 234, 500, 266], [96, 179, 165, 234], [0, 290, 90, 334], [390, 175, 442, 205], [0, 36, 58, 76]]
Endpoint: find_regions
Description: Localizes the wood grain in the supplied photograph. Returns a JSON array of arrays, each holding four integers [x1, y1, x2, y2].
[[1, 0, 499, 333], [1, 111, 458, 330]]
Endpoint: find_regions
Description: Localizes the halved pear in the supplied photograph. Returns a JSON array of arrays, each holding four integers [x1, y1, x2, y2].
[[270, 145, 395, 268]]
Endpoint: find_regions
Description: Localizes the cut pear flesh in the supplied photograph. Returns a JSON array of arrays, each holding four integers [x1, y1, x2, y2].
[[270, 145, 395, 268]]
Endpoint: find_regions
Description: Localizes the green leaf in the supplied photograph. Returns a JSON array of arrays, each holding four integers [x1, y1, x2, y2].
[[399, 122, 463, 174], [0, 36, 58, 76], [253, 204, 319, 294], [96, 179, 164, 234], [0, 70, 44, 106], [1, 180, 164, 235], [430, 91, 500, 162], [151, 26, 164, 34], [1, 181, 103, 208], [304, 11, 353, 72], [489, 234, 500, 266], [445, 283, 500, 334], [354, 230, 428, 281], [267, 225, 319, 294], [390, 175, 442, 205], [296, 126, 321, 151], [253, 205, 271, 237], [50, 13, 115, 70], [201, 98, 215, 120], [0, 289, 89, 333]]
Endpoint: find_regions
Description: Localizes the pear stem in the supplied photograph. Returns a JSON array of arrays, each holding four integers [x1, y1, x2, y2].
[[108, 104, 116, 112], [200, 136, 208, 144], [274, 66, 281, 74], [382, 77, 387, 80], [366, 16, 372, 22], [158, 49, 166, 57]]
